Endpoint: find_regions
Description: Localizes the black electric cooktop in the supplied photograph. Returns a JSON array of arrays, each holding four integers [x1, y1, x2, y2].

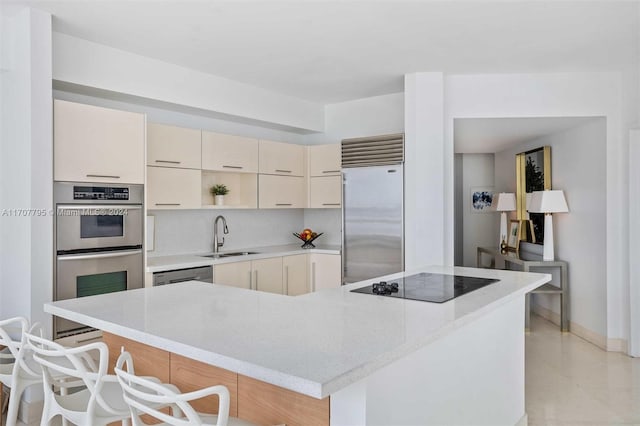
[[350, 273, 499, 303]]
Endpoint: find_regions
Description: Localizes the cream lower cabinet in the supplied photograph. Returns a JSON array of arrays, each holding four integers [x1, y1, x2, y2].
[[252, 257, 283, 294], [283, 254, 308, 296], [258, 175, 306, 208], [147, 166, 201, 209], [214, 258, 283, 294], [309, 253, 342, 291], [214, 254, 340, 295], [214, 260, 252, 290]]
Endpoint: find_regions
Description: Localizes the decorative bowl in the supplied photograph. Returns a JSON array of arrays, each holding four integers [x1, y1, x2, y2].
[[293, 232, 323, 248]]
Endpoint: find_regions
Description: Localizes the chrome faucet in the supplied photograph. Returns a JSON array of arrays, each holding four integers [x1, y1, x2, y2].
[[213, 215, 229, 253]]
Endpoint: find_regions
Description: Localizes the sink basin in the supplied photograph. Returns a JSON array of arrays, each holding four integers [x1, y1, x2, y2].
[[202, 251, 258, 259]]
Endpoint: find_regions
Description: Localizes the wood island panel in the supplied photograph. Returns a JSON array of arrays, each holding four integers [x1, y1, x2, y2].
[[238, 375, 330, 426], [102, 333, 330, 425], [103, 332, 171, 382], [170, 353, 238, 417]]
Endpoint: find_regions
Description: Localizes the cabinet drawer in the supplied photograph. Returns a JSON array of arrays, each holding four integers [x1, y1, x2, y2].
[[202, 131, 259, 173], [309, 144, 341, 177], [309, 176, 342, 208], [147, 123, 201, 169], [147, 166, 200, 209], [259, 140, 305, 177], [258, 175, 306, 208]]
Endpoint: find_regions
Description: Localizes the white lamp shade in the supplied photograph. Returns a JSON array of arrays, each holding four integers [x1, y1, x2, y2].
[[494, 193, 516, 212], [528, 190, 569, 213]]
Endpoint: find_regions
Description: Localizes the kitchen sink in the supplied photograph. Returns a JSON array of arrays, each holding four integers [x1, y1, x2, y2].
[[202, 251, 258, 258]]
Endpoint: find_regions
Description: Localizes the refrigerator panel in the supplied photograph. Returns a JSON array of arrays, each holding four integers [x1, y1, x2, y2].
[[343, 165, 403, 283]]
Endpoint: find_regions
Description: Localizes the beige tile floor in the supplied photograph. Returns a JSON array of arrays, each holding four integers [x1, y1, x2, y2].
[[2, 315, 639, 425], [526, 315, 640, 425]]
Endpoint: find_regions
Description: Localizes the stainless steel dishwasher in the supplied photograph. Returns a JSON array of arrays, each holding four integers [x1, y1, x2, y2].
[[153, 266, 213, 286]]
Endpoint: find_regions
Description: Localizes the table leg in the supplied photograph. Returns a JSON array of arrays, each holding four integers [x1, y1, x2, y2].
[[525, 293, 531, 331], [561, 265, 569, 332]]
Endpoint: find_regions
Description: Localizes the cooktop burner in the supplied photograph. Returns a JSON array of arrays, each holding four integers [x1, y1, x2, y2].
[[351, 273, 499, 303]]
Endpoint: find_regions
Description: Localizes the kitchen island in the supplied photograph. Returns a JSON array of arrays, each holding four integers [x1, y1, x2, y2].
[[45, 266, 549, 426]]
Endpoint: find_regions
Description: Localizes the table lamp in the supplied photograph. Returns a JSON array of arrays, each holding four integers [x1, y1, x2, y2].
[[494, 193, 516, 247], [528, 190, 569, 261]]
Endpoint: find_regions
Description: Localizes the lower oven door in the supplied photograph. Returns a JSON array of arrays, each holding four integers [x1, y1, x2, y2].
[[55, 249, 143, 338]]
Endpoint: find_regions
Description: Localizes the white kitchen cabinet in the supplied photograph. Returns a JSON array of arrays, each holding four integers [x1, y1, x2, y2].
[[309, 253, 342, 291], [147, 166, 201, 209], [147, 123, 201, 169], [214, 261, 252, 290], [252, 257, 284, 294], [283, 254, 308, 296], [259, 140, 305, 177], [308, 144, 341, 177], [258, 175, 306, 208], [202, 131, 259, 173], [309, 176, 342, 208], [54, 100, 145, 184]]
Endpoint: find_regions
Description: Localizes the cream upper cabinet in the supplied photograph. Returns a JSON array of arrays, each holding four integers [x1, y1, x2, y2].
[[258, 175, 306, 208], [54, 100, 145, 184], [309, 176, 342, 208], [202, 131, 259, 173], [283, 254, 308, 296], [147, 166, 200, 209], [252, 257, 283, 294], [308, 144, 341, 177], [214, 261, 252, 290], [309, 253, 342, 291], [259, 140, 305, 177], [147, 123, 201, 169]]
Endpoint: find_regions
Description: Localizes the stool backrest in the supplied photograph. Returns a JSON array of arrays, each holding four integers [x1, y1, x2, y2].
[[24, 331, 122, 418], [115, 351, 230, 426], [0, 317, 40, 381]]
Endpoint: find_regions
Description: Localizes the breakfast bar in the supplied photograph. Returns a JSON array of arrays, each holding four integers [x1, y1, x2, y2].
[[45, 266, 550, 425]]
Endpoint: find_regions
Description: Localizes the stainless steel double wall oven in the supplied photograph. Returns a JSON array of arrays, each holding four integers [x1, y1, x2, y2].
[[54, 182, 144, 338]]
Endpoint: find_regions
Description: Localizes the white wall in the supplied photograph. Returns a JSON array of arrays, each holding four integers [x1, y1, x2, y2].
[[442, 72, 625, 345], [303, 209, 342, 246], [495, 119, 607, 339], [0, 7, 53, 339], [460, 154, 497, 267], [52, 32, 324, 133]]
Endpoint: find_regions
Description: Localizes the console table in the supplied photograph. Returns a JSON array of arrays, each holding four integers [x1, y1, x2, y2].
[[476, 246, 569, 331]]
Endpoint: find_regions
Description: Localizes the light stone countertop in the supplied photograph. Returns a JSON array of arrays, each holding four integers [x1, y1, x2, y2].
[[45, 265, 549, 399], [146, 244, 341, 273]]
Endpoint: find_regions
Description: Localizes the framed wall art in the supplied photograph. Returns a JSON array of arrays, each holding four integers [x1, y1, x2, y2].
[[470, 187, 494, 213]]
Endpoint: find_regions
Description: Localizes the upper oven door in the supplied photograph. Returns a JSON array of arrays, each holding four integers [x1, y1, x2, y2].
[[56, 204, 143, 252]]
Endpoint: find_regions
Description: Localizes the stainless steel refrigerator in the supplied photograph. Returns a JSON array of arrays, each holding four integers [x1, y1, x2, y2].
[[342, 135, 404, 284]]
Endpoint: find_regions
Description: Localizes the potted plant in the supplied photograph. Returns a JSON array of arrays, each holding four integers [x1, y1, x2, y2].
[[210, 184, 229, 206]]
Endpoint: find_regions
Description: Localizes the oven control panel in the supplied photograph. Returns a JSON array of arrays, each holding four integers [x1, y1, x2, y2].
[[73, 186, 130, 201]]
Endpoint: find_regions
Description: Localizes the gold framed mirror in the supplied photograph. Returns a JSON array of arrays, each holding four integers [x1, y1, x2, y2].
[[516, 146, 551, 244]]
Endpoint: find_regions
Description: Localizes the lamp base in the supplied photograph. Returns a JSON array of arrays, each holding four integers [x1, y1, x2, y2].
[[499, 212, 507, 247], [542, 214, 554, 261]]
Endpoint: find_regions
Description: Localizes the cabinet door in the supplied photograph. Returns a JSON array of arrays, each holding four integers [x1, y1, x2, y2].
[[283, 254, 308, 296], [309, 254, 342, 291], [147, 166, 200, 209], [202, 131, 259, 173], [54, 100, 145, 184], [258, 175, 306, 208], [214, 261, 252, 290], [309, 144, 341, 177], [259, 140, 305, 177], [309, 176, 342, 208], [147, 123, 201, 169], [252, 257, 283, 294]]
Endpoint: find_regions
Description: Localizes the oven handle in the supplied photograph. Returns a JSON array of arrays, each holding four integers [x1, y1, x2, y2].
[[57, 205, 142, 211], [57, 249, 142, 261]]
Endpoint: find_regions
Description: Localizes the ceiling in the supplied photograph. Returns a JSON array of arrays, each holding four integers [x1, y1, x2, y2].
[[9, 1, 640, 104], [453, 116, 601, 153]]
